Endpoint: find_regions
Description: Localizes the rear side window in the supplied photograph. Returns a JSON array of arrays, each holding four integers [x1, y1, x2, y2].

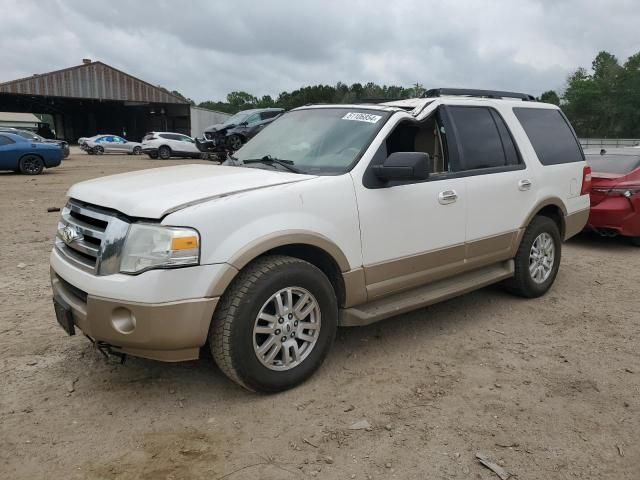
[[0, 135, 15, 145], [514, 108, 584, 165], [448, 106, 520, 170]]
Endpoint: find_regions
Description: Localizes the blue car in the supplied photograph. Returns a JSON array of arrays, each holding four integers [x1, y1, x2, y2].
[[0, 132, 63, 175]]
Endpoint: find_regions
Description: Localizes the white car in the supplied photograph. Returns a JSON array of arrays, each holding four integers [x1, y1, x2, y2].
[[50, 88, 590, 392], [141, 132, 202, 159]]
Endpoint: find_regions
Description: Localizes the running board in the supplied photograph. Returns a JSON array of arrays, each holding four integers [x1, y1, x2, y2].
[[339, 260, 514, 326]]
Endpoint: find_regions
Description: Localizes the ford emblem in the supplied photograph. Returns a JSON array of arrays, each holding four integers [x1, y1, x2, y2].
[[59, 224, 83, 245]]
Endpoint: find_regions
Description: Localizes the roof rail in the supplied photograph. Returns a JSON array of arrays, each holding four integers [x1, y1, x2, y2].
[[423, 88, 535, 101]]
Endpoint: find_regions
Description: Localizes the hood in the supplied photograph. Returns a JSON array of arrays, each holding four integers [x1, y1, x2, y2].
[[204, 123, 238, 133], [68, 164, 314, 218]]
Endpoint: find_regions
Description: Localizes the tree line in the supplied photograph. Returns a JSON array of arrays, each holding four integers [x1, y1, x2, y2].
[[189, 50, 640, 139], [197, 82, 427, 114]]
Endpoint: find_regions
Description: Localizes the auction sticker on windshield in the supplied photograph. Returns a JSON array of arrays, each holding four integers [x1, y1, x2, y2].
[[342, 112, 382, 123]]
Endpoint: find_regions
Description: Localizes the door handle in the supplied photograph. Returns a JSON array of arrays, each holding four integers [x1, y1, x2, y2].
[[438, 190, 458, 205], [518, 179, 532, 191]]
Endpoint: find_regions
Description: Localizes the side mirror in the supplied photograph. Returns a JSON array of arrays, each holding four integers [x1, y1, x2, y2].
[[372, 152, 430, 182], [239, 121, 248, 127]]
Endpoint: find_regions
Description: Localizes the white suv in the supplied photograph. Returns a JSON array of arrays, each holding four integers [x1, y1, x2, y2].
[[141, 132, 202, 159], [51, 88, 591, 392]]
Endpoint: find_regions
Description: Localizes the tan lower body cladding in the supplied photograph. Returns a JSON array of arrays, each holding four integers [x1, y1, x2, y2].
[[362, 230, 520, 301]]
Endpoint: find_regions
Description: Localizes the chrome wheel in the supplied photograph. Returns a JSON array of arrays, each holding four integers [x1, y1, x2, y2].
[[529, 232, 555, 284], [253, 286, 321, 371]]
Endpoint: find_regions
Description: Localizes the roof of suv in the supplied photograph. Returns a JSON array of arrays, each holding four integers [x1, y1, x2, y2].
[[294, 88, 549, 114], [236, 108, 284, 114]]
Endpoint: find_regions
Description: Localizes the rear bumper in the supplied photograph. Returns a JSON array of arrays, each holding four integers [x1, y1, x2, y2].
[[44, 154, 63, 168], [586, 196, 640, 237], [564, 208, 590, 240], [51, 270, 218, 361]]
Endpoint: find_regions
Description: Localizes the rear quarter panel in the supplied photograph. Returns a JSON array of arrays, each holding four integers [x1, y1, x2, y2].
[[497, 103, 590, 216]]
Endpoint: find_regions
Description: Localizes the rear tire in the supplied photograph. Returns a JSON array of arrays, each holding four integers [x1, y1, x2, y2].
[[158, 146, 171, 160], [210, 255, 337, 392], [19, 155, 44, 175], [503, 216, 561, 298]]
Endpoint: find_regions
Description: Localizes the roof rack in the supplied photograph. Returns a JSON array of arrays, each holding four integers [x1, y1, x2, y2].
[[423, 88, 535, 101]]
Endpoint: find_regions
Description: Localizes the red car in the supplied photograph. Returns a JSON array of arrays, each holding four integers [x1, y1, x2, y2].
[[585, 149, 640, 246]]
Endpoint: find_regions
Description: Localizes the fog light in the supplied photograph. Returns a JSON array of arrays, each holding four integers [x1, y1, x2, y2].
[[111, 307, 136, 334], [624, 190, 632, 198]]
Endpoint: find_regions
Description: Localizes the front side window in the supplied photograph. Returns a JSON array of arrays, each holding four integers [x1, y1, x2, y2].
[[448, 106, 518, 170], [384, 112, 449, 174], [233, 108, 390, 175], [514, 107, 584, 165]]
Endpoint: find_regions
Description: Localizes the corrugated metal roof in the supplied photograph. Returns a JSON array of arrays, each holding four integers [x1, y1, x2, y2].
[[0, 112, 40, 123], [0, 61, 188, 104]]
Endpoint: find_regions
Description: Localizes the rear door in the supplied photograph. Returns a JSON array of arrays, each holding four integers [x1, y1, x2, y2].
[[444, 105, 532, 264]]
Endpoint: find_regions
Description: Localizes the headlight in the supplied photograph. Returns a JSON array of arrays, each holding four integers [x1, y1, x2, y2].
[[120, 224, 200, 274]]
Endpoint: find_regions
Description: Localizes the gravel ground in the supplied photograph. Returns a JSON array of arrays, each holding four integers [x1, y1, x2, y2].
[[1, 153, 639, 480]]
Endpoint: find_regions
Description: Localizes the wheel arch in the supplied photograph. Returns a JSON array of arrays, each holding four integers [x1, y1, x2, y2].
[[521, 198, 567, 240], [211, 232, 354, 308], [19, 152, 44, 162]]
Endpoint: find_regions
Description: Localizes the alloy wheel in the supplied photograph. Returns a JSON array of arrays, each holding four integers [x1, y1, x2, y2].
[[253, 287, 321, 371], [529, 232, 555, 284]]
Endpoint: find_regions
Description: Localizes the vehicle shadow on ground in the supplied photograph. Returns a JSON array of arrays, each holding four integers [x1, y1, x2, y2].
[[568, 231, 637, 251], [73, 285, 506, 403]]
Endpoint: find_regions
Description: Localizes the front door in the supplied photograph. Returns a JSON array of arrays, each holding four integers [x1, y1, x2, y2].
[[353, 110, 467, 300]]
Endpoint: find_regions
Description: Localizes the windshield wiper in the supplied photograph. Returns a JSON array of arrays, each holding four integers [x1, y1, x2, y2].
[[242, 155, 304, 174]]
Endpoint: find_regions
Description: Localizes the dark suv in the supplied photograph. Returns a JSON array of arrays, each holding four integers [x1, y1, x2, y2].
[[203, 108, 284, 150]]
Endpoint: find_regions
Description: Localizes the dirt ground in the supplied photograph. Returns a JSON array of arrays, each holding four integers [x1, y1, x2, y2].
[[1, 152, 639, 480]]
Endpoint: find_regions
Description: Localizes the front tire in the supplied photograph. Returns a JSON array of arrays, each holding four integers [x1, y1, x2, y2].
[[210, 255, 337, 392], [148, 152, 159, 159], [504, 216, 561, 298], [133, 146, 142, 155], [158, 146, 171, 160], [228, 134, 243, 150], [19, 155, 44, 175]]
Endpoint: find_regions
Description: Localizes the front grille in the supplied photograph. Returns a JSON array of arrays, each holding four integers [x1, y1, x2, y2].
[[55, 200, 131, 275]]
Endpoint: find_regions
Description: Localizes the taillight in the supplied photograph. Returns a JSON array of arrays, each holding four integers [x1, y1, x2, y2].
[[581, 165, 592, 195]]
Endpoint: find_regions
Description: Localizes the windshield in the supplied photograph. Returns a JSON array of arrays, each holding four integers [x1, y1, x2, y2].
[[586, 154, 640, 174], [223, 112, 250, 126], [233, 108, 390, 174]]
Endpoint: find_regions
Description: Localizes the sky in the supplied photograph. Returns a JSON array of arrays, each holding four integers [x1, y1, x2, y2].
[[1, 0, 639, 103]]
